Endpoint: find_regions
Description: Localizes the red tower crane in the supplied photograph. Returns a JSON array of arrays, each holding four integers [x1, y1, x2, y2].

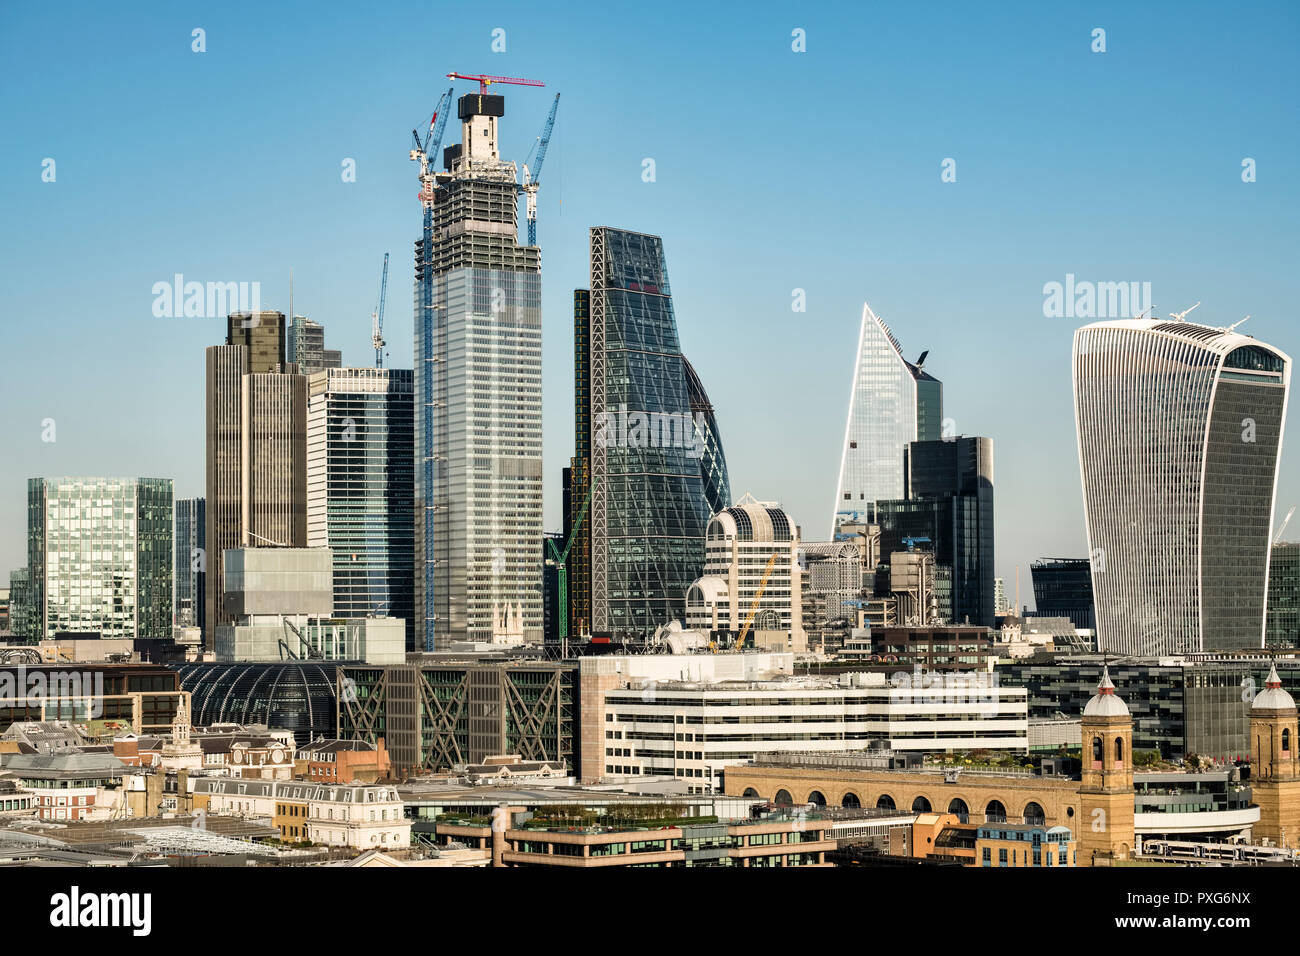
[[446, 72, 544, 95]]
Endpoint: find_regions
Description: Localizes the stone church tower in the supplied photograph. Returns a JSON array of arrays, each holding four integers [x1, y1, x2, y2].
[[1078, 667, 1134, 864], [1250, 663, 1300, 847]]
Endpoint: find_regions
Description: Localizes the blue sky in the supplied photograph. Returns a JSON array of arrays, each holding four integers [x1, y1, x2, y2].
[[2, 0, 1298, 608]]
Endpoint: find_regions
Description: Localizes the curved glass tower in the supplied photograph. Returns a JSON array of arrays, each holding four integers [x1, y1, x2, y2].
[[587, 227, 730, 637], [832, 303, 940, 534], [1073, 317, 1291, 655]]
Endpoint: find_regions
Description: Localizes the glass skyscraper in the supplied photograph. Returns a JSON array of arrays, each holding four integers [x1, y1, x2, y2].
[[415, 91, 543, 648], [1073, 317, 1291, 654], [1030, 558, 1096, 631], [307, 367, 415, 650], [27, 477, 173, 640], [587, 227, 731, 637], [174, 496, 205, 629], [832, 303, 941, 534]]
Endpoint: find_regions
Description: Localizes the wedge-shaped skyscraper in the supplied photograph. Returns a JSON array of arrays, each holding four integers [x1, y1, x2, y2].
[[832, 303, 941, 533], [1073, 317, 1291, 654]]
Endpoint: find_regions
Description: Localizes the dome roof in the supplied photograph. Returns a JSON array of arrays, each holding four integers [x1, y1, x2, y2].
[[1252, 664, 1296, 712], [1083, 666, 1130, 718]]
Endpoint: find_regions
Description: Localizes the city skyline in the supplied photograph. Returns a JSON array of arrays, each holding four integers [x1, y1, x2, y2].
[[3, 1, 1299, 611]]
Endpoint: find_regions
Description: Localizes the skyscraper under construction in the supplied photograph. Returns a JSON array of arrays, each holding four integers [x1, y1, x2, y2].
[[414, 89, 543, 649]]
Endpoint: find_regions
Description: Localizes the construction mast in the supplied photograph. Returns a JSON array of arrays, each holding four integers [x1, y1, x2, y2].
[[371, 252, 388, 368]]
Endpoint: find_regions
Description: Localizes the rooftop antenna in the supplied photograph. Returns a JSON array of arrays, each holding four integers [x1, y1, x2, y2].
[[1169, 301, 1201, 322], [1227, 315, 1251, 333]]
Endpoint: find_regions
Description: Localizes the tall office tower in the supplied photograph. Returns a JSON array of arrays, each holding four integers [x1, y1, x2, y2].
[[993, 577, 1007, 615], [906, 436, 994, 627], [542, 532, 563, 644], [1073, 317, 1291, 654], [1267, 542, 1300, 647], [414, 90, 543, 648], [174, 497, 206, 629], [288, 316, 343, 373], [26, 477, 173, 641], [871, 436, 995, 627], [587, 227, 731, 637], [205, 311, 308, 642], [307, 367, 415, 650], [1031, 558, 1097, 631], [565, 290, 593, 638], [832, 303, 941, 534]]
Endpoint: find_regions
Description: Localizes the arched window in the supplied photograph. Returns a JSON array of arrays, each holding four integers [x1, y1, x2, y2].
[[1092, 736, 1102, 762], [841, 792, 861, 809], [807, 791, 827, 807], [773, 789, 793, 806], [876, 794, 896, 811], [948, 798, 969, 823], [1114, 736, 1124, 764], [1284, 729, 1292, 754], [985, 800, 1007, 824], [743, 788, 759, 798], [911, 796, 931, 812], [1023, 802, 1045, 826]]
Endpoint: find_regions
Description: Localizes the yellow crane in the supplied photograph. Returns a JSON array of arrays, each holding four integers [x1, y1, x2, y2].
[[735, 552, 779, 651]]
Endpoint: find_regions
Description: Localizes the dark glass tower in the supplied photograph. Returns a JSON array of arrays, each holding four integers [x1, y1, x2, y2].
[[586, 227, 731, 637], [1031, 558, 1097, 631], [873, 436, 995, 627]]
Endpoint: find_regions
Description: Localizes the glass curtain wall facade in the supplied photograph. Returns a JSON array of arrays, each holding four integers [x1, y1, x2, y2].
[[1030, 558, 1096, 631], [415, 92, 543, 648], [1267, 543, 1300, 647], [1073, 319, 1291, 655], [307, 367, 415, 650], [27, 477, 173, 641], [174, 496, 205, 629], [832, 304, 940, 534], [588, 227, 730, 637]]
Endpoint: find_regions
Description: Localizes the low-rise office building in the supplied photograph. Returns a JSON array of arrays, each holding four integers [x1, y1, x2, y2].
[[601, 672, 1027, 792]]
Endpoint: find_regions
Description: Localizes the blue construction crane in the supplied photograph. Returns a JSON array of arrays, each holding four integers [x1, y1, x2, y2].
[[410, 86, 455, 209], [901, 536, 932, 552], [520, 93, 560, 246]]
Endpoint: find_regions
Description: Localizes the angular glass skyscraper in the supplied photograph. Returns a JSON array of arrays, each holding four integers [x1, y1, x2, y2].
[[415, 91, 543, 648], [307, 367, 415, 650], [27, 477, 173, 640], [1073, 317, 1291, 654], [832, 303, 941, 534], [586, 227, 731, 637]]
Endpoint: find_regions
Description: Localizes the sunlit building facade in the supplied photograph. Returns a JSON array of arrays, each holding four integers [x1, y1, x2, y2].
[[415, 91, 543, 648], [27, 477, 173, 641], [1072, 318, 1291, 654], [832, 303, 940, 534]]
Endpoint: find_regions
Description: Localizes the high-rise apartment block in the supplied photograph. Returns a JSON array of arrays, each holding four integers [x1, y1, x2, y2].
[[414, 90, 543, 648], [1073, 317, 1291, 654], [205, 311, 308, 642], [832, 303, 940, 534], [307, 367, 415, 650], [26, 477, 173, 641], [583, 227, 731, 637]]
